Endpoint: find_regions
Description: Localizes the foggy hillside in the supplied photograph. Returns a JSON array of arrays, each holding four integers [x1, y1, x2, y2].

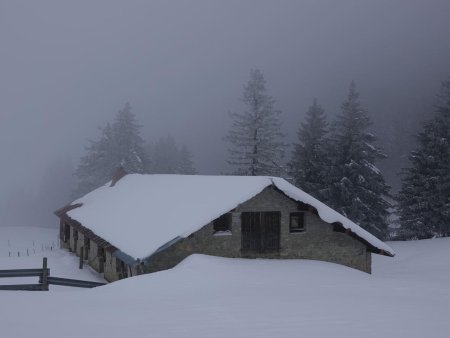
[[1, 1, 449, 227]]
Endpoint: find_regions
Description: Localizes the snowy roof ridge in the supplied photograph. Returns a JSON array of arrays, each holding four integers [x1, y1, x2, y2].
[[270, 177, 394, 256], [66, 174, 395, 260]]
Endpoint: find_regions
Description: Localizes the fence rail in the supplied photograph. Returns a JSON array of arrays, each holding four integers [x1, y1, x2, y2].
[[42, 276, 106, 288], [0, 284, 44, 291], [0, 268, 50, 278], [0, 257, 105, 291]]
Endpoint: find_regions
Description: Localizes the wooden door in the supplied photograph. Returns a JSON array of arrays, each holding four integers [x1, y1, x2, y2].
[[241, 212, 280, 253], [260, 212, 281, 252], [241, 212, 261, 252]]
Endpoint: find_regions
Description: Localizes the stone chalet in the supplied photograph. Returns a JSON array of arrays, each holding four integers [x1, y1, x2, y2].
[[55, 174, 395, 282]]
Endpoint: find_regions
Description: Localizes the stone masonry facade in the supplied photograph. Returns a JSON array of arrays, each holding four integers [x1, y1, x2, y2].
[[60, 185, 372, 282], [59, 219, 139, 282], [143, 186, 372, 274]]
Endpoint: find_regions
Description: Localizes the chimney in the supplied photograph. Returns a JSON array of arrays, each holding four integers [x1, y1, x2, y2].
[[110, 166, 127, 187]]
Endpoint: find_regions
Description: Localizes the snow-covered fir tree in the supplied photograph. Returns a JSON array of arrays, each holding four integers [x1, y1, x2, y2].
[[147, 135, 196, 174], [73, 102, 148, 197], [110, 102, 148, 173], [73, 123, 115, 197], [327, 82, 391, 238], [288, 99, 329, 200], [226, 69, 286, 176], [397, 78, 450, 239]]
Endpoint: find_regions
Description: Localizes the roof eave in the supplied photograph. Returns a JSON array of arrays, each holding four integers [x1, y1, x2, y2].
[[54, 203, 83, 217]]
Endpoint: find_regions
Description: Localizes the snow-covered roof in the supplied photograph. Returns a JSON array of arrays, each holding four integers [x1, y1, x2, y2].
[[66, 174, 395, 260]]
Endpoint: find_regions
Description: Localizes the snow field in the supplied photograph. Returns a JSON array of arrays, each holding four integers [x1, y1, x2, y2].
[[0, 226, 105, 286], [0, 226, 57, 259], [0, 226, 449, 338]]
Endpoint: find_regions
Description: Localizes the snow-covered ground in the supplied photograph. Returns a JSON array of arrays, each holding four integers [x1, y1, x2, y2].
[[0, 226, 105, 286], [0, 226, 449, 337]]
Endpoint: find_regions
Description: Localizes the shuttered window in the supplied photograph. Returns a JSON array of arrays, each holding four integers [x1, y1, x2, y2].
[[213, 213, 232, 232], [289, 212, 305, 233]]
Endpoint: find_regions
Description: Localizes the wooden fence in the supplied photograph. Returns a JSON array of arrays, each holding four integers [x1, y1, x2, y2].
[[0, 257, 106, 291]]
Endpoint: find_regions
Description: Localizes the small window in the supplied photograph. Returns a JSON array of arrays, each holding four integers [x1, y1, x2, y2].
[[290, 212, 305, 233], [213, 213, 232, 232]]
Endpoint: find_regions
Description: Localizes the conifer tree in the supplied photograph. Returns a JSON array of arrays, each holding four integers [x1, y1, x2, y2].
[[328, 82, 391, 238], [226, 69, 286, 176], [73, 123, 115, 197], [73, 103, 148, 197], [397, 78, 450, 238], [110, 102, 148, 174], [288, 99, 329, 200]]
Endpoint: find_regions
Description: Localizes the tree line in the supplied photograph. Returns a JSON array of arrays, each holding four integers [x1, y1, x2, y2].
[[73, 69, 449, 241], [73, 102, 196, 198], [225, 69, 449, 240]]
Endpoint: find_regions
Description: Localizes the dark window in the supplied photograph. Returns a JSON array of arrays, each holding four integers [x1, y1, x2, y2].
[[289, 212, 305, 233], [213, 213, 232, 232]]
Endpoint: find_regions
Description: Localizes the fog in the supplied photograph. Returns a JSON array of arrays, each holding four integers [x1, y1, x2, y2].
[[1, 0, 450, 226]]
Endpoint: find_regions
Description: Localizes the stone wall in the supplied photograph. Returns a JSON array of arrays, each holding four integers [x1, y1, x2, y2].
[[87, 240, 100, 271], [104, 251, 117, 282], [103, 253, 139, 282], [59, 221, 131, 282], [59, 185, 373, 280], [144, 186, 372, 274]]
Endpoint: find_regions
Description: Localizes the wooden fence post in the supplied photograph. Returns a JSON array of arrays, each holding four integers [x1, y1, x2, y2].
[[42, 257, 48, 291], [79, 247, 84, 269]]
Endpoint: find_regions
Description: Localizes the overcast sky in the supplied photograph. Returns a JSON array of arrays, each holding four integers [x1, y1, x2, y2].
[[1, 0, 450, 199]]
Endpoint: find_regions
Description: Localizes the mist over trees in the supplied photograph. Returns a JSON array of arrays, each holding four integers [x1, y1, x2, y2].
[[397, 78, 450, 239], [73, 102, 148, 197], [73, 104, 197, 198], [2, 67, 448, 242], [1, 0, 449, 246], [288, 99, 329, 202], [35, 159, 76, 226], [0, 158, 75, 228], [226, 69, 286, 176], [147, 135, 196, 175]]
